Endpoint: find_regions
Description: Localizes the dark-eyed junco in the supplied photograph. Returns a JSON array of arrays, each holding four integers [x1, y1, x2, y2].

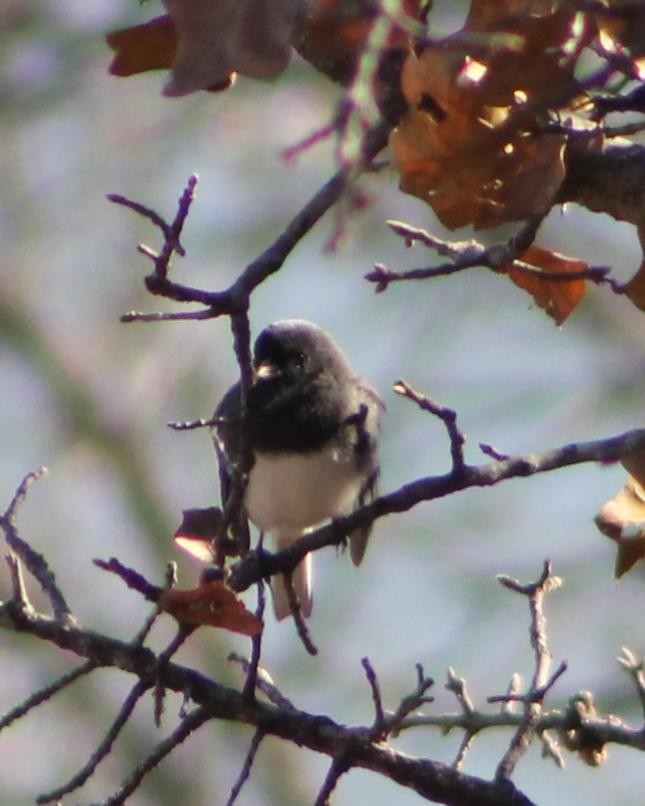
[[214, 320, 382, 620]]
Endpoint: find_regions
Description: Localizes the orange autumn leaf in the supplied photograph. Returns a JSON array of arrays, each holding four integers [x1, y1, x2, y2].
[[390, 2, 590, 229], [499, 245, 587, 324], [159, 581, 262, 636], [595, 474, 645, 577], [463, 2, 591, 106]]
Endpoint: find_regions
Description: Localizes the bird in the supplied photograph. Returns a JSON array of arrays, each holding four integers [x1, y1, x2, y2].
[[213, 319, 382, 620]]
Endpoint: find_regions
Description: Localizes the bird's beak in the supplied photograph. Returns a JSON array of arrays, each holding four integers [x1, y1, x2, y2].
[[255, 361, 280, 380]]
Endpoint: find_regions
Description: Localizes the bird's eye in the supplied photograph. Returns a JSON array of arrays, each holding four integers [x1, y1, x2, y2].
[[294, 351, 306, 368]]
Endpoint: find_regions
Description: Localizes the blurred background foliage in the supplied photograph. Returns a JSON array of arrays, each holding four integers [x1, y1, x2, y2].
[[1, 1, 645, 804]]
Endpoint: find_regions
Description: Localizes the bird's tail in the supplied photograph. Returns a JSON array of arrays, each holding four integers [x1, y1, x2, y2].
[[271, 534, 313, 621]]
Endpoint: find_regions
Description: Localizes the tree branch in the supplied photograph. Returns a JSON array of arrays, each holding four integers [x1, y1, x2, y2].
[[227, 426, 645, 594], [0, 600, 534, 806], [560, 139, 645, 227], [115, 123, 390, 322]]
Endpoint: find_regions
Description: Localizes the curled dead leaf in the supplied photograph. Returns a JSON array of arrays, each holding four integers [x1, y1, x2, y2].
[[622, 446, 645, 488], [160, 581, 262, 636], [390, 3, 591, 229], [595, 474, 645, 577], [295, 0, 424, 85], [106, 15, 235, 92], [162, 0, 299, 96], [499, 245, 587, 325]]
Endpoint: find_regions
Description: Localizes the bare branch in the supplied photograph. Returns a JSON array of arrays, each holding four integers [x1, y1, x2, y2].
[[0, 600, 539, 805], [495, 561, 564, 781], [314, 757, 351, 806], [559, 140, 645, 227], [283, 571, 319, 656], [100, 707, 212, 806], [242, 577, 266, 701], [0, 468, 72, 621], [37, 679, 151, 804], [228, 653, 296, 711], [0, 659, 96, 733], [366, 213, 621, 294], [225, 729, 265, 806], [387, 664, 435, 737], [115, 124, 390, 320], [5, 553, 29, 610], [617, 647, 645, 721], [228, 426, 645, 595], [393, 380, 466, 472], [362, 657, 387, 737]]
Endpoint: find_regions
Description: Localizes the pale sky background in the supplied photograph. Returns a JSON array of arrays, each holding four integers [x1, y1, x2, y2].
[[2, 2, 645, 805]]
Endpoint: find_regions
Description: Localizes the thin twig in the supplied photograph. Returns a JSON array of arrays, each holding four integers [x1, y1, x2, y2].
[[617, 647, 645, 721], [393, 380, 466, 472], [225, 729, 264, 806], [5, 553, 30, 610], [100, 707, 211, 806], [446, 667, 475, 716], [121, 308, 215, 322], [243, 578, 266, 701], [283, 572, 318, 656], [314, 757, 351, 806], [495, 561, 564, 780], [212, 311, 254, 565], [108, 174, 195, 271], [94, 557, 162, 603], [228, 426, 645, 595], [167, 416, 223, 431], [37, 679, 151, 804], [366, 212, 622, 294], [0, 659, 97, 733], [362, 657, 386, 738], [0, 468, 72, 621], [387, 663, 435, 737], [228, 653, 296, 711], [116, 124, 390, 320], [133, 562, 178, 649], [153, 626, 194, 728], [452, 732, 477, 771]]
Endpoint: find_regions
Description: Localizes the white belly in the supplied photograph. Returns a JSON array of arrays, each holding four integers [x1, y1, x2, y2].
[[245, 446, 361, 537]]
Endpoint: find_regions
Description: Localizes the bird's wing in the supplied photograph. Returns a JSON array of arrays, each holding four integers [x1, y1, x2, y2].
[[348, 380, 383, 566], [349, 464, 379, 566], [213, 383, 251, 555]]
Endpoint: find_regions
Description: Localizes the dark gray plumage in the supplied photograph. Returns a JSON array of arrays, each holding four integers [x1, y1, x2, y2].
[[214, 320, 382, 620]]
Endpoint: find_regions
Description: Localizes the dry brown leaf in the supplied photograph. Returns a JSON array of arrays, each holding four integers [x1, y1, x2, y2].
[[464, 3, 590, 106], [106, 15, 234, 92], [595, 475, 645, 577], [107, 16, 177, 77], [622, 446, 645, 488], [159, 581, 262, 636], [295, 0, 424, 85], [596, 0, 645, 64], [162, 0, 300, 96], [624, 265, 645, 311], [500, 245, 587, 324], [390, 3, 590, 229], [466, 0, 560, 30], [625, 223, 645, 311]]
